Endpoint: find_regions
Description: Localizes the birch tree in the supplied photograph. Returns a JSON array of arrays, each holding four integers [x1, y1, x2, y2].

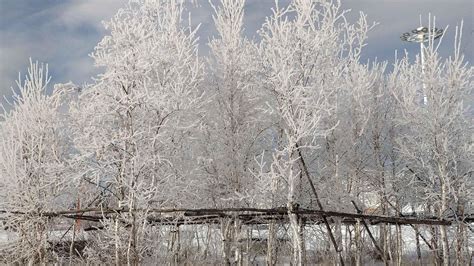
[[390, 22, 473, 265], [0, 60, 74, 264], [258, 0, 376, 264], [197, 0, 277, 263], [202, 0, 268, 208], [70, 0, 203, 264]]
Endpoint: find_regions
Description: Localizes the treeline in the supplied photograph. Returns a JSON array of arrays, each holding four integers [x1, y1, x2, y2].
[[0, 0, 472, 265]]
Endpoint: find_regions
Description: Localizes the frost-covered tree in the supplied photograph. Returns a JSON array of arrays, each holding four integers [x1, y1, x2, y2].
[[390, 22, 473, 265], [199, 0, 268, 208], [257, 0, 378, 264], [0, 60, 74, 264], [197, 0, 271, 263], [0, 1, 472, 265], [69, 0, 203, 263]]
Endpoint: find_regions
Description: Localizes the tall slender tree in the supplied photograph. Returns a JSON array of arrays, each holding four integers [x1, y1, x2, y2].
[[0, 60, 74, 264], [390, 22, 473, 265], [70, 0, 203, 264]]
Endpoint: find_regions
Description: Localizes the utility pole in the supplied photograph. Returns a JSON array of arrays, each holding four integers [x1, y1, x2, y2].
[[400, 26, 444, 105]]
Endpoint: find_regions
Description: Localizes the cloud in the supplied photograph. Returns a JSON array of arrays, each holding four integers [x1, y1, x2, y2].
[[0, 0, 126, 110], [1, 0, 472, 111], [54, 0, 127, 31]]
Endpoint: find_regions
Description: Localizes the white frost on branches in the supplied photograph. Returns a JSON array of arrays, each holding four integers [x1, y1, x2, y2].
[[0, 1, 472, 265]]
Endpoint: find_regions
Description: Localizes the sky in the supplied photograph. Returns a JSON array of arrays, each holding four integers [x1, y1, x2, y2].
[[0, 0, 472, 109]]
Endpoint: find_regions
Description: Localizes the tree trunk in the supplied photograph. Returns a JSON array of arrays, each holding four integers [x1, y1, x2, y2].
[[380, 223, 389, 266], [414, 225, 423, 265], [395, 224, 402, 266], [440, 225, 449, 266], [454, 202, 466, 265], [115, 213, 121, 266], [69, 222, 77, 265], [440, 179, 449, 266], [221, 218, 233, 265], [299, 218, 306, 265], [355, 220, 362, 266], [345, 224, 351, 264], [335, 220, 342, 264], [170, 226, 180, 265], [455, 220, 465, 266], [234, 219, 243, 266], [246, 226, 251, 266], [430, 225, 440, 266], [127, 196, 138, 266], [288, 201, 303, 266], [379, 201, 390, 265], [266, 222, 276, 266]]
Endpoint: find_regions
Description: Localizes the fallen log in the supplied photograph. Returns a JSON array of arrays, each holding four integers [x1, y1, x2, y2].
[[2, 207, 472, 226]]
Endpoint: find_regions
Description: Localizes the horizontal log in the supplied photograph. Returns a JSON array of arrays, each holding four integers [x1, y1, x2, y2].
[[1, 207, 472, 226]]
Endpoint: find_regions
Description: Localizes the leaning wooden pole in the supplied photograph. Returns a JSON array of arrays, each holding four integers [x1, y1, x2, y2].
[[296, 143, 345, 266], [351, 201, 388, 266]]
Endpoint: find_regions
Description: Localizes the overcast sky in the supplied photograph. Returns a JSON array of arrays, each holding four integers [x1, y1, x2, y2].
[[0, 0, 472, 109]]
